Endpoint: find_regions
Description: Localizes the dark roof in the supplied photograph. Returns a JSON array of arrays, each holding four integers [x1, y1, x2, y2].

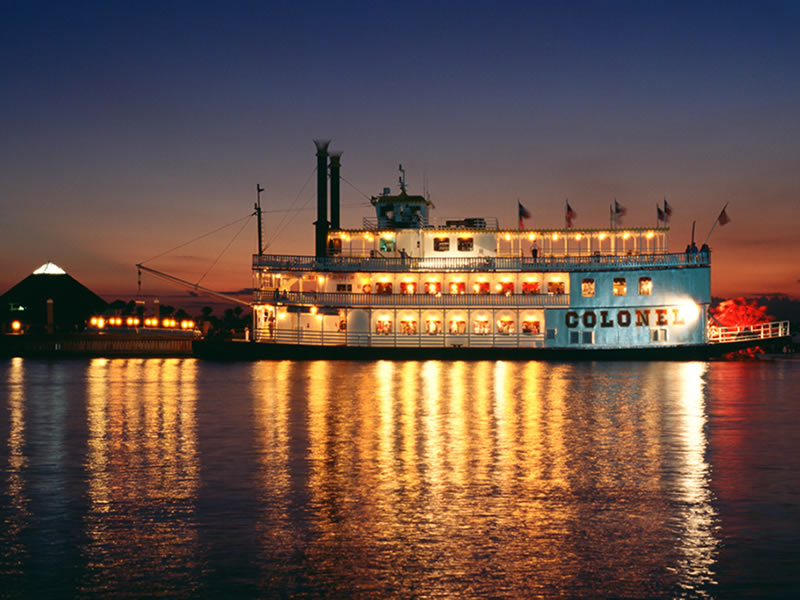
[[371, 189, 433, 207], [1, 263, 107, 329]]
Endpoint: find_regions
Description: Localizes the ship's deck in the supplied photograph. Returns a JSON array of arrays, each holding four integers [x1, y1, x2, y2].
[[253, 251, 710, 273]]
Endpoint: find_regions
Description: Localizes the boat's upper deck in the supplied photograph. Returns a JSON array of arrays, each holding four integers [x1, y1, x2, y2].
[[253, 250, 710, 273]]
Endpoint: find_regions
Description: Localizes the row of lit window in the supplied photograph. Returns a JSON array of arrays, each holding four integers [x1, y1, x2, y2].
[[340, 281, 567, 295], [374, 317, 542, 335], [433, 237, 474, 252], [89, 316, 195, 329], [581, 277, 652, 297]]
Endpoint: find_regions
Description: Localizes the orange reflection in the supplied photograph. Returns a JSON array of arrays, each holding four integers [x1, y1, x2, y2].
[[5, 358, 29, 551], [81, 358, 199, 595], [247, 360, 719, 597]]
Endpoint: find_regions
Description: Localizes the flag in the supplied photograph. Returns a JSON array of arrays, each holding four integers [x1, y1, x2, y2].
[[614, 199, 627, 217], [566, 201, 576, 228], [718, 206, 731, 226], [663, 198, 672, 222], [518, 201, 531, 229], [657, 205, 665, 222]]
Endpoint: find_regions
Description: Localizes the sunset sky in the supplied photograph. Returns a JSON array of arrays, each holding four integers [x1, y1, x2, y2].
[[2, 1, 799, 304]]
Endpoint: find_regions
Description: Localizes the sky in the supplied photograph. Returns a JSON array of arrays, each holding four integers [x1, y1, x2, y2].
[[2, 0, 799, 304]]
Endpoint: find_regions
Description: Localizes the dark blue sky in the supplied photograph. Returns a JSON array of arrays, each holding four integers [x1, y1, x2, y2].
[[2, 1, 799, 298]]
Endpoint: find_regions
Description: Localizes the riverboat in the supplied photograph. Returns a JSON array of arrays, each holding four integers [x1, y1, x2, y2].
[[211, 140, 790, 359]]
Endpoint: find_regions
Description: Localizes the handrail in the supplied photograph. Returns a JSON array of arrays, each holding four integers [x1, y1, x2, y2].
[[253, 251, 710, 273], [708, 321, 790, 344], [254, 290, 570, 307], [254, 327, 547, 348]]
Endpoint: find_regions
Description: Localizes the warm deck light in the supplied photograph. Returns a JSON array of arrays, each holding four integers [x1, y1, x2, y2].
[[528, 233, 535, 241], [599, 233, 607, 240], [310, 306, 318, 315], [646, 231, 655, 239], [552, 233, 559, 241], [504, 233, 511, 241], [97, 318, 105, 328], [575, 233, 582, 240], [623, 232, 631, 240], [11, 320, 21, 331]]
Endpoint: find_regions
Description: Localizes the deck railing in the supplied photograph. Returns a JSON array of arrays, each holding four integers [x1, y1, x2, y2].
[[253, 251, 710, 273], [708, 321, 790, 344], [254, 327, 546, 348], [254, 290, 571, 308]]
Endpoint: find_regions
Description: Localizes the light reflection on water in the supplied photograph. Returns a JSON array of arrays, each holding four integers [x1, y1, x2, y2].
[[2, 357, 798, 597]]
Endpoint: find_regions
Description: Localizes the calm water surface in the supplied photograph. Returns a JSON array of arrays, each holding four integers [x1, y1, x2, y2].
[[1, 357, 799, 598]]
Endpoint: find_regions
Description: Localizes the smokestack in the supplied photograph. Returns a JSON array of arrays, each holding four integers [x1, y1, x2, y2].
[[329, 151, 342, 231], [314, 139, 330, 257]]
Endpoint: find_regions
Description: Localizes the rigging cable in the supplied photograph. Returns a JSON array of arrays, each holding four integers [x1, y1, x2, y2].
[[340, 175, 373, 201], [138, 212, 254, 265], [195, 213, 254, 286], [263, 165, 317, 251]]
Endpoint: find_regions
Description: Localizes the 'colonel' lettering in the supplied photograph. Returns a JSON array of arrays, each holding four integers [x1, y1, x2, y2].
[[565, 311, 579, 328]]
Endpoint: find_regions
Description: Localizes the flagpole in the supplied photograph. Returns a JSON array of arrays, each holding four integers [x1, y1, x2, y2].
[[702, 202, 728, 247]]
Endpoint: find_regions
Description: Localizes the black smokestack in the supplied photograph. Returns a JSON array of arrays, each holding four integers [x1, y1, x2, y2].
[[329, 151, 342, 231], [314, 139, 330, 257]]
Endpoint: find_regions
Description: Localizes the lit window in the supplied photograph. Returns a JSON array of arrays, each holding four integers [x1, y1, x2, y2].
[[376, 319, 392, 334], [473, 318, 491, 335], [400, 281, 416, 295], [449, 281, 466, 295], [376, 282, 393, 294], [497, 319, 515, 335], [496, 282, 514, 295], [457, 237, 474, 251], [336, 283, 352, 292], [581, 279, 595, 297], [473, 281, 491, 295], [380, 238, 395, 252], [522, 320, 540, 334], [434, 238, 450, 251], [425, 320, 442, 335], [400, 320, 418, 335], [449, 319, 466, 334], [548, 281, 565, 295], [424, 281, 442, 295], [639, 277, 653, 296], [522, 281, 540, 295], [613, 278, 627, 296]]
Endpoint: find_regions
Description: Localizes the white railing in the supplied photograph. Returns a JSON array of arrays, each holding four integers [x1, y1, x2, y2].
[[254, 327, 546, 349], [253, 252, 709, 273], [254, 290, 570, 308], [708, 321, 790, 344]]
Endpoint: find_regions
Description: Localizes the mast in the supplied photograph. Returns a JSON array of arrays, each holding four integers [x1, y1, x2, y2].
[[255, 184, 264, 255]]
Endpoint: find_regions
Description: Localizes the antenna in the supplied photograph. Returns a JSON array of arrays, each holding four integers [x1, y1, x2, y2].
[[398, 163, 406, 192]]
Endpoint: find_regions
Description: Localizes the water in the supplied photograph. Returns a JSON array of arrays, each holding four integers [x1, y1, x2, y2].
[[1, 357, 799, 598]]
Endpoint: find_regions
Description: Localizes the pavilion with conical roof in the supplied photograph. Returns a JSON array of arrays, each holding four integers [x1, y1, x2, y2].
[[1, 262, 107, 332]]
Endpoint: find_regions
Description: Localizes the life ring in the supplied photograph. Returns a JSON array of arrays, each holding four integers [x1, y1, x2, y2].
[[362, 284, 371, 293]]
